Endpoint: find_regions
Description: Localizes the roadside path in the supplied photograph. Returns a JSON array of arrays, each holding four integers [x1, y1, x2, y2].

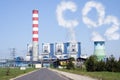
[[50, 69, 97, 80]]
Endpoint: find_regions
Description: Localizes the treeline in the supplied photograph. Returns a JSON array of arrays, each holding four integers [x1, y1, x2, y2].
[[85, 55, 120, 72]]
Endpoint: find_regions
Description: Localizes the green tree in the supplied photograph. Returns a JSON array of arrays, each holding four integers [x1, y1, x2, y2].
[[106, 55, 117, 72], [69, 57, 75, 61], [96, 60, 106, 71], [116, 57, 120, 72], [66, 57, 75, 70], [6, 68, 10, 76], [56, 58, 60, 68], [85, 55, 97, 71]]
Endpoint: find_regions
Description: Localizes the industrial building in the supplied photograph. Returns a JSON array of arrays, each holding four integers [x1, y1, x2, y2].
[[20, 41, 107, 67], [25, 44, 32, 61], [26, 42, 81, 61], [55, 42, 81, 59], [24, 9, 82, 62], [66, 42, 81, 59], [55, 42, 67, 59], [25, 9, 106, 64], [0, 9, 108, 68], [41, 43, 54, 59], [41, 42, 81, 60]]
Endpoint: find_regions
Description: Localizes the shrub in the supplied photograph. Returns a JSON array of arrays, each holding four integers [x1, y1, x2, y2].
[[116, 57, 120, 72], [85, 55, 97, 71], [85, 55, 120, 72], [66, 57, 75, 70], [105, 55, 117, 72], [96, 60, 106, 71]]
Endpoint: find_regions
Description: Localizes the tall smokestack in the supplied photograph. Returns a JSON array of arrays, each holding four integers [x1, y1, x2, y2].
[[94, 41, 106, 61], [32, 9, 39, 61]]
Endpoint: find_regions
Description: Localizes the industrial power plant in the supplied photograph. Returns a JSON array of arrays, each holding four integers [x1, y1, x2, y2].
[[26, 42, 81, 61], [25, 9, 106, 65], [25, 9, 83, 62], [0, 9, 106, 68]]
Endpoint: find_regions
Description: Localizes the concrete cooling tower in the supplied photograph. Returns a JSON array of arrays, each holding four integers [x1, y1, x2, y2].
[[94, 41, 106, 61]]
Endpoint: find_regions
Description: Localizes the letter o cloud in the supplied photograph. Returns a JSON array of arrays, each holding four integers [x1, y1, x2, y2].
[[82, 1, 105, 28]]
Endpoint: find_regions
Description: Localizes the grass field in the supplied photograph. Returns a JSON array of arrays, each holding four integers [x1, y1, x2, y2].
[[58, 68, 120, 80], [0, 67, 37, 80]]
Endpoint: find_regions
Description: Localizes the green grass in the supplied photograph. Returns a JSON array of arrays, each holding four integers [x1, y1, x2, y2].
[[0, 67, 37, 80], [57, 68, 120, 80]]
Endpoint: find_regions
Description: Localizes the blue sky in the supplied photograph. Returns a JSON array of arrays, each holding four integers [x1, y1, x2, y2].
[[0, 0, 120, 59]]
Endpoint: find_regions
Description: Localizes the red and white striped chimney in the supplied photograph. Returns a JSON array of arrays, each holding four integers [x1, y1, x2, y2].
[[32, 9, 38, 42], [32, 9, 39, 61]]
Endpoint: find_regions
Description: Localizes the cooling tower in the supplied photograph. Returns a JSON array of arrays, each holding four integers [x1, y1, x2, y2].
[[94, 41, 106, 61]]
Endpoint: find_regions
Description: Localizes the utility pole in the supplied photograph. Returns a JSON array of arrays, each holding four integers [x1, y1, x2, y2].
[[11, 48, 16, 60], [9, 48, 16, 67]]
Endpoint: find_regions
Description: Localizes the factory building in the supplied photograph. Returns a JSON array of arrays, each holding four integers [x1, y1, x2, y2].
[[25, 44, 33, 61], [55, 43, 67, 59], [94, 41, 106, 61], [25, 10, 82, 62], [42, 42, 81, 60], [66, 42, 81, 59], [41, 43, 54, 59]]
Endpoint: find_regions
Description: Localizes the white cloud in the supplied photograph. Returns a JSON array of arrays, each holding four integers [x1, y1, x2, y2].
[[82, 1, 120, 41], [104, 16, 120, 40], [82, 1, 105, 28], [56, 1, 79, 42], [56, 1, 78, 28], [92, 31, 105, 41]]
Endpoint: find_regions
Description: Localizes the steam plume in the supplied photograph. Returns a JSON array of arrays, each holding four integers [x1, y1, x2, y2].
[[56, 1, 78, 42], [92, 31, 105, 41]]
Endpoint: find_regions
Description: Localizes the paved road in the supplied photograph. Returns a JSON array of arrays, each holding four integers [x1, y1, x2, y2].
[[14, 68, 70, 80]]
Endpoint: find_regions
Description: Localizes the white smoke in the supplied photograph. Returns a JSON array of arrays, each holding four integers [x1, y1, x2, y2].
[[92, 31, 105, 41], [56, 1, 79, 42], [68, 28, 76, 42], [82, 1, 105, 28], [82, 1, 120, 41], [104, 16, 120, 40]]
